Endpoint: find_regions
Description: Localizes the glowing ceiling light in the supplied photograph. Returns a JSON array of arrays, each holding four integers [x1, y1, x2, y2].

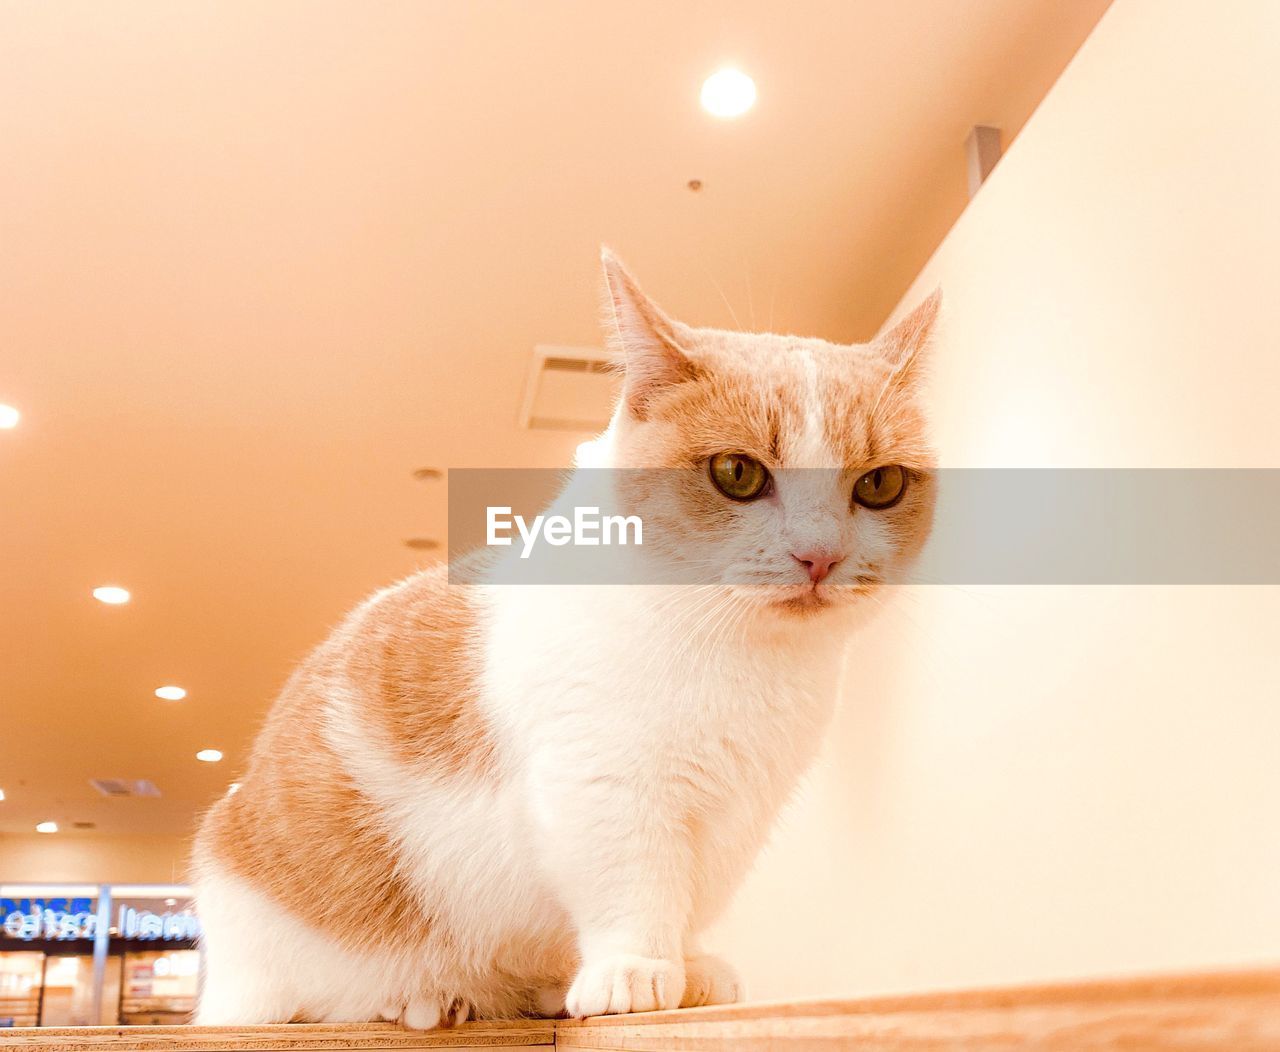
[[92, 586, 131, 605], [700, 68, 756, 118], [196, 749, 223, 763], [155, 686, 187, 701], [36, 821, 58, 834], [0, 405, 19, 429]]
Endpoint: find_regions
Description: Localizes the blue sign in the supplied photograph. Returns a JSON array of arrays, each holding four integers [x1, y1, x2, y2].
[[1, 898, 97, 941]]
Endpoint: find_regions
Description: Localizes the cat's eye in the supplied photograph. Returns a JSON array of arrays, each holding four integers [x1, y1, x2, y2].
[[852, 465, 907, 509], [709, 453, 771, 501]]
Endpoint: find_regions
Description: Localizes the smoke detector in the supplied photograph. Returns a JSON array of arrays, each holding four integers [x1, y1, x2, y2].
[[518, 346, 618, 432]]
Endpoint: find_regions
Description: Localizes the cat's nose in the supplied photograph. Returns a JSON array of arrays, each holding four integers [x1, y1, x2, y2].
[[792, 549, 844, 584]]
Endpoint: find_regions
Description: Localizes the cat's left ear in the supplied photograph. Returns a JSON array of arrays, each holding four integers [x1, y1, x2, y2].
[[875, 289, 941, 383], [601, 248, 700, 419]]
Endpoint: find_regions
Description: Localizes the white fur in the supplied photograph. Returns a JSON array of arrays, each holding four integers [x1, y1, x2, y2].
[[793, 347, 829, 469], [196, 865, 414, 1024], [495, 581, 848, 1009]]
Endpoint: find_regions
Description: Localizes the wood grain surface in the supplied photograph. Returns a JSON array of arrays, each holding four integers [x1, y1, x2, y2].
[[0, 1020, 554, 1051], [555, 968, 1280, 1050], [2, 969, 1276, 1051]]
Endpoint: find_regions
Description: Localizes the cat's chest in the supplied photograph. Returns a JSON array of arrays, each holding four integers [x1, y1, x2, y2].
[[483, 591, 842, 751], [572, 621, 838, 759]]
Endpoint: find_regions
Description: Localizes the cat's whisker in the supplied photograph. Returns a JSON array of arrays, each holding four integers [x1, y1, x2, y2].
[[632, 585, 726, 688], [678, 588, 739, 651], [853, 588, 951, 686], [669, 588, 739, 685], [642, 590, 715, 652], [767, 267, 779, 333], [636, 584, 705, 621], [704, 268, 743, 332], [686, 589, 754, 689], [902, 573, 1006, 614], [632, 582, 708, 621]]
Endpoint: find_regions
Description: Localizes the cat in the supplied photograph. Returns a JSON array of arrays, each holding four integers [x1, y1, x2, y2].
[[192, 250, 939, 1028]]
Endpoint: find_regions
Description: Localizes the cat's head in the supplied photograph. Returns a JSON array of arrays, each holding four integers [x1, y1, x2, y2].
[[591, 250, 938, 618]]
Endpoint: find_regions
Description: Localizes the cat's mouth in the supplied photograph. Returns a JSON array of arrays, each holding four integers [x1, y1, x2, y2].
[[770, 582, 835, 616], [769, 576, 879, 616]]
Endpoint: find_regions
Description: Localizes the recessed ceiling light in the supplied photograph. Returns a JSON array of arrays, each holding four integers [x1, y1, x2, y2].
[[196, 749, 223, 763], [36, 821, 58, 834], [227, 782, 241, 795], [0, 405, 19, 429], [155, 686, 187, 701], [93, 586, 131, 605], [700, 68, 756, 118]]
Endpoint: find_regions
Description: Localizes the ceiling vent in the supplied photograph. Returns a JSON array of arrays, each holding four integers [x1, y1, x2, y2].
[[518, 345, 619, 432], [90, 778, 161, 798]]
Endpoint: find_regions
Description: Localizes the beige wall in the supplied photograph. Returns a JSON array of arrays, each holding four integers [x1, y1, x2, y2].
[[710, 0, 1280, 1000], [0, 834, 190, 885]]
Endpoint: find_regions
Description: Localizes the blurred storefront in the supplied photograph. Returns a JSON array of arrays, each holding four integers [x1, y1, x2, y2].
[[0, 885, 199, 1026]]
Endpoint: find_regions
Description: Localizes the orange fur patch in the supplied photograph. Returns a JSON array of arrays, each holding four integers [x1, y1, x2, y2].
[[195, 565, 490, 955]]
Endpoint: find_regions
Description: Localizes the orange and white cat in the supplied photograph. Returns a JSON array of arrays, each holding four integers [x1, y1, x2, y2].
[[193, 251, 939, 1027]]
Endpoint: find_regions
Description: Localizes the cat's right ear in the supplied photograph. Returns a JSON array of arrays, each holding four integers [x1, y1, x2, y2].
[[601, 248, 699, 419], [874, 289, 941, 383]]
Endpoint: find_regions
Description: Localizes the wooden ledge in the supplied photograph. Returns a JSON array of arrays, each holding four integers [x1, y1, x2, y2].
[[557, 967, 1280, 1049], [2, 968, 1277, 1050], [0, 1021, 554, 1051]]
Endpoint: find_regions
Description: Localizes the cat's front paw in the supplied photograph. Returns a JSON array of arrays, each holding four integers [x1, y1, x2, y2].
[[681, 953, 742, 1008], [401, 993, 471, 1030], [565, 954, 685, 1017]]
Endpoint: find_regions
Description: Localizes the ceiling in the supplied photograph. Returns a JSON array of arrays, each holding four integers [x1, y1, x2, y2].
[[0, 0, 1110, 841]]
